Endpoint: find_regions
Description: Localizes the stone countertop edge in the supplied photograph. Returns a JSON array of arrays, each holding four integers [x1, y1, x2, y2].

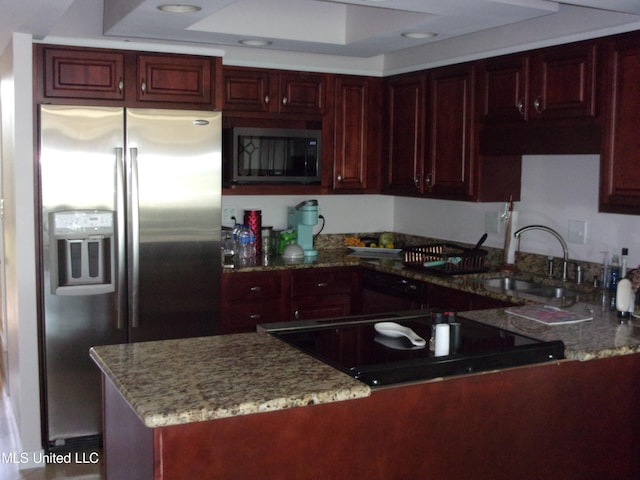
[[90, 332, 371, 429]]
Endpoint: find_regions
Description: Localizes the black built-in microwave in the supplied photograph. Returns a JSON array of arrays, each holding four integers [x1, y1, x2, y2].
[[224, 127, 321, 184]]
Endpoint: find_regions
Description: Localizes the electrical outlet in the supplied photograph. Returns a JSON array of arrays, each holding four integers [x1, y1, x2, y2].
[[222, 207, 237, 227], [568, 220, 587, 244]]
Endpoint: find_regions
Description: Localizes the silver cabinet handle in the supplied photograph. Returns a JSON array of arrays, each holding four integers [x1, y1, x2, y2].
[[294, 310, 300, 319], [264, 95, 270, 104], [118, 78, 124, 94], [140, 79, 146, 95], [516, 97, 525, 115], [425, 173, 433, 188], [249, 314, 261, 320], [128, 147, 140, 328], [337, 173, 343, 182], [533, 96, 543, 113], [115, 147, 126, 330], [282, 96, 288, 105], [317, 282, 329, 288], [413, 175, 421, 189], [250, 286, 262, 292]]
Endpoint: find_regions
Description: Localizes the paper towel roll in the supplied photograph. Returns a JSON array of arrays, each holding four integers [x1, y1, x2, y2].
[[435, 324, 450, 357], [505, 211, 518, 265]]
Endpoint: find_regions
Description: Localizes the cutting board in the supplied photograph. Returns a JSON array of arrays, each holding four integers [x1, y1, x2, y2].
[[505, 305, 593, 325]]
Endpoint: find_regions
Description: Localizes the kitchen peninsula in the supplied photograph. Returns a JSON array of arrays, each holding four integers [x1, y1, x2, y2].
[[92, 298, 640, 480]]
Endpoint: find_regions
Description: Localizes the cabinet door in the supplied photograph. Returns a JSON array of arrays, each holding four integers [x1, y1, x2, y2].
[[136, 54, 212, 105], [222, 67, 271, 112], [529, 42, 597, 120], [426, 284, 471, 311], [426, 64, 474, 199], [278, 72, 326, 114], [291, 294, 352, 321], [290, 267, 361, 320], [600, 32, 640, 214], [478, 54, 529, 122], [332, 76, 381, 191], [41, 46, 125, 101], [384, 73, 426, 194]]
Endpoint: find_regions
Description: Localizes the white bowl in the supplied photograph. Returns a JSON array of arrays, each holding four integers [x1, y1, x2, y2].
[[282, 244, 304, 259]]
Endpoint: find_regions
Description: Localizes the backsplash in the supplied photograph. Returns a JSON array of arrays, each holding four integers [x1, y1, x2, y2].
[[316, 232, 603, 285]]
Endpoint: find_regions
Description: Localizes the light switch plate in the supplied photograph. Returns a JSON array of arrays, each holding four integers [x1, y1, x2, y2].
[[485, 212, 501, 234], [568, 220, 587, 244]]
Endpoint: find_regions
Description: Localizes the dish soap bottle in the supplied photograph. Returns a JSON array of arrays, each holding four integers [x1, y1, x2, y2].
[[609, 254, 621, 310]]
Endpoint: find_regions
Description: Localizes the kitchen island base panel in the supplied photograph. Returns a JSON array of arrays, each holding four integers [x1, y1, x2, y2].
[[104, 354, 640, 480]]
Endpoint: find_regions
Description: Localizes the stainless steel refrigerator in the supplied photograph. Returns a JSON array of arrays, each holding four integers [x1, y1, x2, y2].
[[38, 105, 222, 449]]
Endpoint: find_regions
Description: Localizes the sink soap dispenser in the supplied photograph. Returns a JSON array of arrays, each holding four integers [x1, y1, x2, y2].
[[616, 278, 633, 318]]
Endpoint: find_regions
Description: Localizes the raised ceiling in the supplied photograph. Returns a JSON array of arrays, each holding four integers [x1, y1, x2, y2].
[[1, 0, 640, 72]]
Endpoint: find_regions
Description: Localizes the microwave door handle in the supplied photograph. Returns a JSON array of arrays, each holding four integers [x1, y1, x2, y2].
[[127, 147, 140, 329], [115, 147, 126, 330]]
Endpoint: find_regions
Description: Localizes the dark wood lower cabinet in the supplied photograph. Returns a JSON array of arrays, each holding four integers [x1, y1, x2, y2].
[[103, 353, 640, 479], [427, 283, 517, 311]]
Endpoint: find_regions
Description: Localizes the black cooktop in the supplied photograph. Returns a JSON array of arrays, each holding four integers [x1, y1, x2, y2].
[[267, 312, 564, 387]]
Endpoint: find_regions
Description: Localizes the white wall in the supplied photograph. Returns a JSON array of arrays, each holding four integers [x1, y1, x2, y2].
[[396, 154, 640, 267], [224, 154, 640, 268], [0, 33, 42, 457], [221, 194, 394, 234]]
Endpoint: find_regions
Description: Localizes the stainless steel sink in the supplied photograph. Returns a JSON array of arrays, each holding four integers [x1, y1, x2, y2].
[[521, 286, 581, 299], [481, 276, 582, 301], [481, 277, 537, 291]]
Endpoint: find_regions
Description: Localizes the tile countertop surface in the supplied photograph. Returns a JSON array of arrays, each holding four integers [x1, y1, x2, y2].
[[91, 247, 640, 429]]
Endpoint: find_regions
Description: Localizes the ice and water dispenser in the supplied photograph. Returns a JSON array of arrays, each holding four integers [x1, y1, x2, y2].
[[49, 210, 115, 295]]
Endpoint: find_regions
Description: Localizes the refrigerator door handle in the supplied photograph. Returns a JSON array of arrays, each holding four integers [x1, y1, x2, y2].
[[115, 147, 126, 330], [127, 147, 140, 329]]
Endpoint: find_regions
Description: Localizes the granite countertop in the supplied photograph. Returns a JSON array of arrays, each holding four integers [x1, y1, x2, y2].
[[91, 247, 640, 429], [462, 303, 640, 361], [90, 333, 370, 428], [226, 247, 640, 361]]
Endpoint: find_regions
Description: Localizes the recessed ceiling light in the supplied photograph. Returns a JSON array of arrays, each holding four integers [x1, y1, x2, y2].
[[402, 32, 437, 40], [239, 39, 273, 47], [157, 4, 202, 14]]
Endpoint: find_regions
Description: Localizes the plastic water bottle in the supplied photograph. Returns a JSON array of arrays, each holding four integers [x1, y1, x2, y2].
[[238, 225, 256, 259]]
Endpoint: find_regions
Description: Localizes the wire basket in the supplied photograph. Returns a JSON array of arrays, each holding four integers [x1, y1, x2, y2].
[[402, 243, 488, 275]]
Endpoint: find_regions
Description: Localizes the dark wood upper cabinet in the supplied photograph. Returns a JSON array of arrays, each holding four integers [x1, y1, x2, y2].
[[479, 40, 597, 123], [384, 72, 426, 195], [134, 54, 212, 105], [36, 44, 218, 109], [426, 64, 474, 199], [41, 46, 125, 101], [221, 67, 271, 112], [278, 72, 326, 115], [331, 75, 382, 192], [478, 54, 529, 123], [599, 31, 640, 215], [222, 66, 326, 115]]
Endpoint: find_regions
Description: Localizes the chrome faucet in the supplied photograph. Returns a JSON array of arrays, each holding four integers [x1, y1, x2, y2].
[[513, 225, 570, 282]]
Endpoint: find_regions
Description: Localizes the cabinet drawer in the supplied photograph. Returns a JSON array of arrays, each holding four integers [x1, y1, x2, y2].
[[223, 299, 284, 333], [225, 272, 283, 301], [291, 269, 354, 297], [291, 294, 352, 321]]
